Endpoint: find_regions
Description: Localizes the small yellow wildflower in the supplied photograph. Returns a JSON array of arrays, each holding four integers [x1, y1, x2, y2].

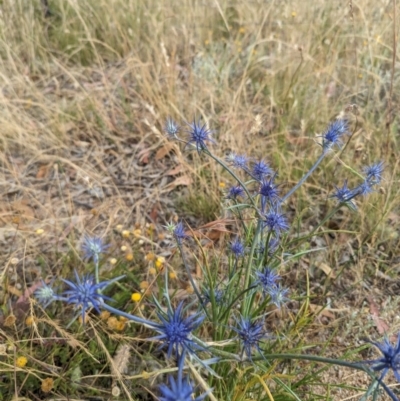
[[4, 315, 16, 327], [116, 321, 125, 331], [122, 230, 130, 238], [145, 252, 156, 261], [109, 258, 117, 265], [149, 267, 156, 275], [41, 377, 54, 393], [169, 272, 177, 280], [16, 356, 27, 368], [132, 229, 141, 237], [116, 224, 123, 232], [239, 27, 246, 34], [291, 11, 297, 17], [107, 316, 119, 330], [155, 256, 165, 270], [100, 311, 111, 321], [139, 281, 149, 290], [25, 316, 35, 326], [131, 293, 141, 302], [36, 228, 44, 235], [219, 182, 226, 188], [126, 253, 134, 261], [120, 245, 127, 252]]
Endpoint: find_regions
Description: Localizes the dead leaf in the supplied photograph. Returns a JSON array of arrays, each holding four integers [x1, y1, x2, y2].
[[309, 304, 335, 320], [137, 148, 150, 164], [167, 175, 192, 189], [155, 143, 174, 160], [368, 296, 390, 335], [316, 262, 336, 279], [36, 165, 50, 179], [167, 165, 184, 176]]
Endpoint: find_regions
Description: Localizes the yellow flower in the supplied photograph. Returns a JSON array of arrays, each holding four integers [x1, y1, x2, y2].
[[16, 356, 27, 368], [131, 293, 141, 302], [155, 256, 165, 270], [41, 377, 54, 393], [125, 253, 134, 261], [149, 267, 156, 275], [25, 316, 35, 326], [122, 230, 130, 238], [169, 272, 177, 280], [132, 229, 142, 237], [36, 228, 44, 235], [109, 258, 117, 265]]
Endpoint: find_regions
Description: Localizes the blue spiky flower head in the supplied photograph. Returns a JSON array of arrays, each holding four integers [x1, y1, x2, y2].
[[61, 271, 123, 323], [34, 279, 61, 308], [267, 284, 290, 309], [173, 221, 188, 245], [148, 302, 205, 358], [259, 176, 280, 211], [81, 236, 110, 264], [230, 237, 245, 258], [252, 160, 273, 181], [363, 161, 384, 185], [164, 117, 180, 138], [262, 208, 289, 236], [331, 180, 358, 211], [186, 118, 215, 153], [255, 267, 281, 295], [231, 316, 269, 360], [364, 334, 400, 381], [226, 153, 249, 170], [159, 351, 209, 401], [227, 185, 245, 200], [321, 119, 348, 151]]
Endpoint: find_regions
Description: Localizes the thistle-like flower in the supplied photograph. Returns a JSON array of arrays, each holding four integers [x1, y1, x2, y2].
[[147, 302, 205, 358], [267, 284, 290, 309], [363, 334, 400, 401], [231, 316, 268, 359], [34, 279, 61, 307], [252, 160, 273, 181], [226, 153, 249, 170], [173, 221, 188, 245], [186, 119, 214, 153], [164, 117, 179, 138], [159, 352, 209, 401], [227, 185, 245, 200], [259, 176, 280, 211], [262, 208, 289, 236], [255, 267, 281, 295], [81, 236, 110, 264], [331, 180, 358, 211], [321, 119, 348, 151], [230, 238, 245, 258], [363, 161, 384, 185], [61, 271, 124, 323]]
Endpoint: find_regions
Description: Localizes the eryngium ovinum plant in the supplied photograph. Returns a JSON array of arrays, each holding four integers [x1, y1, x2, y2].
[[33, 116, 394, 401]]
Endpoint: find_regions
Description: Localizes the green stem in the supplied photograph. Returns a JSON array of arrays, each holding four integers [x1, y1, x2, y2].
[[241, 220, 263, 315]]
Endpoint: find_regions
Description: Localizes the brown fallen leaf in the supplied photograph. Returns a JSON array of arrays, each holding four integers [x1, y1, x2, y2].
[[155, 143, 174, 160], [167, 164, 184, 176], [368, 296, 390, 335], [309, 304, 335, 320], [167, 175, 193, 189]]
